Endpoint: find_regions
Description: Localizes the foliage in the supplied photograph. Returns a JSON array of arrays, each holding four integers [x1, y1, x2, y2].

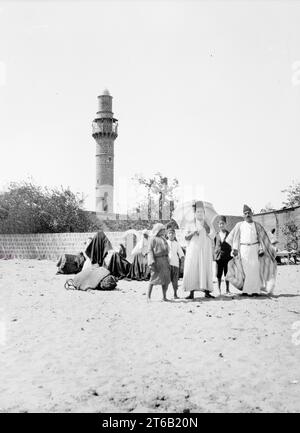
[[282, 181, 300, 208], [132, 172, 179, 219], [281, 219, 299, 250], [0, 181, 100, 234]]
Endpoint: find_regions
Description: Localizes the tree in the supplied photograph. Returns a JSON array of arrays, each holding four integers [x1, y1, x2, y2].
[[282, 181, 300, 207], [0, 181, 98, 234], [133, 175, 155, 220], [281, 219, 299, 250], [132, 172, 179, 220]]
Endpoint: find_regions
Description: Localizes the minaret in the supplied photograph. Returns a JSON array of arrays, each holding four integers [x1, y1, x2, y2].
[[92, 89, 118, 214]]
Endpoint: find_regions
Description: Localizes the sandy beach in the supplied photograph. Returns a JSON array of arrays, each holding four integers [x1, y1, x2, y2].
[[0, 259, 299, 413]]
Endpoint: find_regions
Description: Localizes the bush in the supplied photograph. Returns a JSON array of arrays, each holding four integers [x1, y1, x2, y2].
[[0, 181, 101, 234]]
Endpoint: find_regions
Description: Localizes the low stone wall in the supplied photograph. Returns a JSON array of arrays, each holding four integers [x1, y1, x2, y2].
[[0, 230, 187, 261], [0, 232, 125, 260]]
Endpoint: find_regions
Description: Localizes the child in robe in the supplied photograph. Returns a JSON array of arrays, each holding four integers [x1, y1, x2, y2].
[[147, 223, 171, 301]]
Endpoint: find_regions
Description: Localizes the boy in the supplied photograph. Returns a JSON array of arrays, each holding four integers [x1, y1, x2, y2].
[[214, 216, 232, 295], [167, 228, 185, 299]]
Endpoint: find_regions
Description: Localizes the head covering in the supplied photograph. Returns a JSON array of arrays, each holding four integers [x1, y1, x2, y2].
[[152, 223, 166, 237], [243, 204, 252, 213], [118, 243, 127, 259], [84, 236, 93, 246], [85, 231, 113, 266], [219, 215, 227, 223], [131, 231, 149, 256], [167, 227, 175, 234], [192, 200, 205, 211]]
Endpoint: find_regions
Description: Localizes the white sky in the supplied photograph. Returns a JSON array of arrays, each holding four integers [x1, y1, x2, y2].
[[0, 0, 300, 215]]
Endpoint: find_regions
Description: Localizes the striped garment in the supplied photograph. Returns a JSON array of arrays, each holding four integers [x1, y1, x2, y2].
[[226, 221, 277, 294], [255, 222, 277, 293], [225, 257, 244, 290]]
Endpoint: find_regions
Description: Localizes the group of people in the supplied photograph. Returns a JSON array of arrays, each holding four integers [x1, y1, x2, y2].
[[146, 201, 277, 301], [82, 201, 277, 301]]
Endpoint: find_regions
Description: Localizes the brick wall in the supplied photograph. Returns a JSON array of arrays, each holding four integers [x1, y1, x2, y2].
[[0, 229, 191, 261], [0, 232, 125, 260]]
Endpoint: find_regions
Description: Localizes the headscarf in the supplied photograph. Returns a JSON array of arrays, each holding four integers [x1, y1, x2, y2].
[[118, 243, 127, 258], [85, 231, 113, 266], [131, 230, 150, 256], [151, 223, 166, 237], [219, 215, 227, 223], [141, 229, 149, 237]]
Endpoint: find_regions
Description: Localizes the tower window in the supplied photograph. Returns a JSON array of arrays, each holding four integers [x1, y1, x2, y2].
[[107, 157, 112, 163]]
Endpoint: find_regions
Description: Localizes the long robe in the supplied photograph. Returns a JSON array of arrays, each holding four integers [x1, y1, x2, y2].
[[182, 219, 215, 292], [85, 231, 112, 266], [106, 251, 131, 279], [226, 221, 277, 294], [128, 253, 150, 281], [240, 221, 261, 294], [148, 236, 171, 286]]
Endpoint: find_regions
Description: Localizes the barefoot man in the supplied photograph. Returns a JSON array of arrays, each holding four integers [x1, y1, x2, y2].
[[226, 205, 277, 295]]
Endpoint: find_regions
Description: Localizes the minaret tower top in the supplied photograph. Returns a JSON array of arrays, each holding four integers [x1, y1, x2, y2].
[[95, 89, 113, 119]]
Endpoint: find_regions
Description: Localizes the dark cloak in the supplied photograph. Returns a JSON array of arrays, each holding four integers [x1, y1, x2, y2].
[[127, 254, 150, 281], [85, 231, 113, 266], [107, 252, 131, 279]]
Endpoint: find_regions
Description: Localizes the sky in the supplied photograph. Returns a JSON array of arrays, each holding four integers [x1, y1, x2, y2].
[[0, 0, 300, 216]]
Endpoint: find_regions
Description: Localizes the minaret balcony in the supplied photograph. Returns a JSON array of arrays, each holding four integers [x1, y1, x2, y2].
[[92, 120, 118, 138]]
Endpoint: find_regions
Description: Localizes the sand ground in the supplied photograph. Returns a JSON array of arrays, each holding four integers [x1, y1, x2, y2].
[[0, 259, 299, 413]]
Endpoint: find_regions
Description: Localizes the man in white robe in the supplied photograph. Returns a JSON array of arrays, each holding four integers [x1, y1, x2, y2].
[[182, 201, 215, 299], [226, 205, 277, 295]]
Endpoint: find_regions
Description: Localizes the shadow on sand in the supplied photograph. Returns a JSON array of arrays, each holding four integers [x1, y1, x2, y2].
[[166, 293, 300, 303]]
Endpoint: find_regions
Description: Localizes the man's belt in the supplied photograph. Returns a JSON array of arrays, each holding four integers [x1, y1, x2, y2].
[[240, 242, 259, 246]]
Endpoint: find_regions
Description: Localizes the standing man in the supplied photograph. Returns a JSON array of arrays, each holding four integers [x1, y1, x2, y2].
[[214, 216, 232, 295], [226, 205, 277, 295]]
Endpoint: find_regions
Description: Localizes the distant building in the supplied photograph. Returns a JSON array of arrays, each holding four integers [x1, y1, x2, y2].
[[254, 205, 300, 250]]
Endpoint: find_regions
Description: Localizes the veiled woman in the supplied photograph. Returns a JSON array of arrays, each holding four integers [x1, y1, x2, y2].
[[106, 243, 131, 279], [85, 231, 112, 266], [85, 231, 130, 279], [182, 201, 215, 299], [127, 229, 150, 281]]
